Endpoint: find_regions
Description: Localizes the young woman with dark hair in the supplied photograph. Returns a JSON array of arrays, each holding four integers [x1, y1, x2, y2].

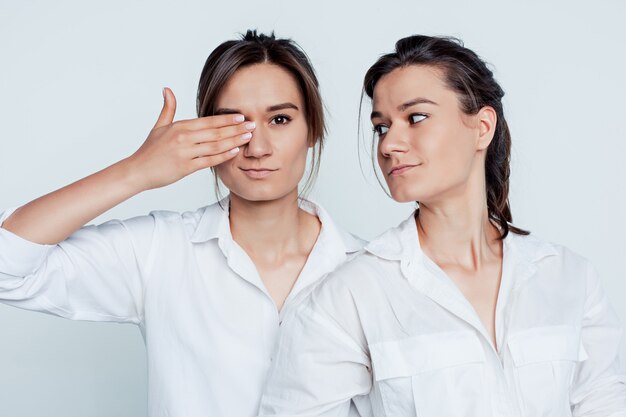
[[259, 35, 626, 417], [0, 30, 364, 417]]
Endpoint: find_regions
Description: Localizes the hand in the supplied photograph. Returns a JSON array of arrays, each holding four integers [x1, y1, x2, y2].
[[126, 87, 254, 191]]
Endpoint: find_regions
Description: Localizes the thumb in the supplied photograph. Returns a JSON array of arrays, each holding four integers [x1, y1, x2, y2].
[[154, 87, 177, 129]]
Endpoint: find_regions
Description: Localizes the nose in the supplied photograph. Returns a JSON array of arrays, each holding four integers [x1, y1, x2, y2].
[[378, 125, 410, 158], [243, 124, 272, 158]]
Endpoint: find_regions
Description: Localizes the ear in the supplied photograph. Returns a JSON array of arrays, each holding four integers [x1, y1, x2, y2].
[[476, 106, 497, 151]]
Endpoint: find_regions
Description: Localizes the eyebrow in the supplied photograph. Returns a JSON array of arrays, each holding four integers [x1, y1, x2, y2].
[[214, 102, 300, 115], [267, 102, 299, 112], [370, 97, 438, 120]]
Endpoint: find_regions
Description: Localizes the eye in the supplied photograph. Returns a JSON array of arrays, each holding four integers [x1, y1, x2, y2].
[[409, 113, 427, 124], [372, 124, 389, 137], [270, 114, 292, 125]]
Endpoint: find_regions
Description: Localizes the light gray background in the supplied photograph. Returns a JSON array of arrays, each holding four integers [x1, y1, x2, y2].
[[1, 0, 625, 416]]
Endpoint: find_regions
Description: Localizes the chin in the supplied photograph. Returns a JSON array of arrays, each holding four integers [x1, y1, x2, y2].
[[229, 185, 297, 203], [389, 185, 426, 204], [390, 193, 417, 203]]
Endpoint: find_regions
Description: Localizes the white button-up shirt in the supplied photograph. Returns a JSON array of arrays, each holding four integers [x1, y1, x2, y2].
[[0, 198, 365, 417], [260, 212, 626, 417]]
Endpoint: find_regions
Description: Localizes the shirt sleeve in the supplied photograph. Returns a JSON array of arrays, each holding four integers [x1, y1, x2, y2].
[[570, 260, 626, 416], [259, 275, 372, 417], [0, 207, 157, 324]]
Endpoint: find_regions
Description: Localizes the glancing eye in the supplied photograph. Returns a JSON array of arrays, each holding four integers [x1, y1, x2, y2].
[[270, 114, 292, 125], [409, 113, 427, 124], [373, 124, 389, 137]]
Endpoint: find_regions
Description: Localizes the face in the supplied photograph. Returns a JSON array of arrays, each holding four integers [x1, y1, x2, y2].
[[371, 65, 494, 203], [214, 63, 311, 202]]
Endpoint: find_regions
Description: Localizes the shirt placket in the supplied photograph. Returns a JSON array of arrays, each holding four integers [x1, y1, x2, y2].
[[499, 260, 540, 417], [217, 232, 282, 355], [403, 258, 524, 417], [491, 251, 541, 417], [490, 357, 522, 417]]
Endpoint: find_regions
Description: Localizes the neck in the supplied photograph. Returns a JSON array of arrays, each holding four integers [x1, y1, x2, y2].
[[228, 189, 307, 258], [417, 169, 502, 270]]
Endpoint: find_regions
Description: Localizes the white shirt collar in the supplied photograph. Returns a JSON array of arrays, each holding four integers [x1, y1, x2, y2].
[[188, 195, 364, 314], [365, 210, 558, 266], [189, 195, 363, 254]]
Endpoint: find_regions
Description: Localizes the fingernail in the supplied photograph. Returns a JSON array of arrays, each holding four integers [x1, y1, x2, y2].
[[162, 87, 167, 99], [230, 147, 240, 154], [234, 114, 245, 123], [245, 122, 256, 130], [241, 132, 252, 140]]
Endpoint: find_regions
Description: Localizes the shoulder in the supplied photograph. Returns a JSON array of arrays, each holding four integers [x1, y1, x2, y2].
[[336, 250, 395, 281], [292, 250, 401, 345], [312, 214, 417, 300], [511, 232, 592, 269], [147, 202, 223, 239], [311, 250, 398, 307], [147, 206, 204, 225], [510, 232, 598, 296]]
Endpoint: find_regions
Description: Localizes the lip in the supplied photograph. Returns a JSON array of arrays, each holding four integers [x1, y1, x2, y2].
[[388, 164, 420, 176], [239, 168, 278, 179]]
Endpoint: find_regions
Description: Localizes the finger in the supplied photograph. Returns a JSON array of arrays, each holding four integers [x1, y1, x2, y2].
[[190, 147, 240, 171], [154, 87, 177, 129], [189, 121, 256, 144], [191, 134, 251, 158], [180, 113, 246, 131]]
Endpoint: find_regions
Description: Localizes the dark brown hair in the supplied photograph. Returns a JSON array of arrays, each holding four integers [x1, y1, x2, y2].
[[363, 35, 529, 239], [196, 30, 325, 197]]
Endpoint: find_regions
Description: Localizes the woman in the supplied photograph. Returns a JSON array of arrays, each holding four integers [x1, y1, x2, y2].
[[259, 35, 626, 417], [0, 31, 364, 417]]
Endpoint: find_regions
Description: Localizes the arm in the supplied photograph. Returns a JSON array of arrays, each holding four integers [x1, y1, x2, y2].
[[2, 87, 252, 244], [0, 88, 254, 321], [259, 277, 372, 417], [570, 261, 626, 416], [0, 209, 155, 323]]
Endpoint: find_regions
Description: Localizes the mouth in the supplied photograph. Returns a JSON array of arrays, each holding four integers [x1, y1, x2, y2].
[[388, 164, 420, 176], [239, 168, 278, 179]]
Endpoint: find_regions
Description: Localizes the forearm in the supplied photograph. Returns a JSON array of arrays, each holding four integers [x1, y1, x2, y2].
[[1, 157, 144, 244], [1, 88, 249, 245]]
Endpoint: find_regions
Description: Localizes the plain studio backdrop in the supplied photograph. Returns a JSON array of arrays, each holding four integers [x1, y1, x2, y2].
[[1, 0, 625, 415]]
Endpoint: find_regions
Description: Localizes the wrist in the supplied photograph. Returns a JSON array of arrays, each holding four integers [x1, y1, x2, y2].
[[114, 157, 149, 194]]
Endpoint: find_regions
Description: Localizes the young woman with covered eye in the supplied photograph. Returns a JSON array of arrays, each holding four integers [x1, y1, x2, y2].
[[259, 35, 626, 417], [0, 30, 365, 417]]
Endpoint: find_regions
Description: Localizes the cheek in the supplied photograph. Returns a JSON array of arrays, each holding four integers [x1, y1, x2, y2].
[[425, 124, 474, 171], [283, 143, 309, 178], [278, 124, 309, 162], [214, 157, 237, 179]]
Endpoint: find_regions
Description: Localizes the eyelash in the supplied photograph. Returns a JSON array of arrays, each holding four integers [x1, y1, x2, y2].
[[372, 113, 428, 137], [270, 114, 292, 125], [372, 125, 389, 136]]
